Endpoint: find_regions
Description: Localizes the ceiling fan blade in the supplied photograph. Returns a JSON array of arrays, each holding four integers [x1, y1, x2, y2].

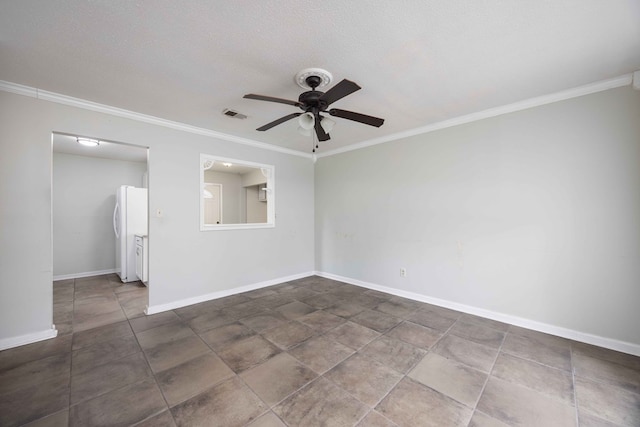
[[256, 113, 302, 131], [329, 108, 385, 127], [244, 94, 302, 107], [314, 114, 330, 141], [319, 79, 361, 106]]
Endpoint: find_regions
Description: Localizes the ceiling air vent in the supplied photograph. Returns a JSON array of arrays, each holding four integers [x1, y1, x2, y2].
[[222, 108, 247, 119]]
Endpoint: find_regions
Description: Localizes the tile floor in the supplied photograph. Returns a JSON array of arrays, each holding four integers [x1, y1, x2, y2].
[[1, 274, 639, 426]]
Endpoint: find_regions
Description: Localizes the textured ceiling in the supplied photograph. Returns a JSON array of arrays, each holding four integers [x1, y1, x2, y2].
[[2, 1, 640, 155]]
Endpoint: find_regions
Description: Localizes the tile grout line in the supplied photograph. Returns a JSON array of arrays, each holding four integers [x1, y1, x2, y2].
[[570, 343, 581, 427], [466, 324, 508, 425], [129, 309, 183, 426]]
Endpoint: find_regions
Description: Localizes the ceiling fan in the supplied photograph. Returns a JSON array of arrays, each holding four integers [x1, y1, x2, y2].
[[243, 69, 384, 146]]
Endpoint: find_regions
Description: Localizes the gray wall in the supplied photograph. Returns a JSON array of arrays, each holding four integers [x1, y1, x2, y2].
[[0, 90, 314, 343], [52, 152, 147, 277], [315, 86, 640, 346]]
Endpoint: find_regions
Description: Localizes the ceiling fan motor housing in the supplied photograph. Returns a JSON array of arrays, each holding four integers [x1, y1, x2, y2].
[[298, 90, 328, 112]]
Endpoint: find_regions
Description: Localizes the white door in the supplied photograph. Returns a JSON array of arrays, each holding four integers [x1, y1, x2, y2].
[[204, 183, 222, 225]]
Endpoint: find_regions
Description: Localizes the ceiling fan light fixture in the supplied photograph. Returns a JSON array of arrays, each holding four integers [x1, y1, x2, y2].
[[297, 126, 312, 137], [298, 112, 315, 130], [76, 137, 100, 147], [320, 116, 335, 133]]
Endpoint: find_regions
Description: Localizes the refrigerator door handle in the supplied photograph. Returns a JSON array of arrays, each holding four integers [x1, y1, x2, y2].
[[113, 202, 120, 238]]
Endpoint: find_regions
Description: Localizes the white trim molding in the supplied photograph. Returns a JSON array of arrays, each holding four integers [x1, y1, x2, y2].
[[0, 80, 310, 159], [317, 74, 634, 158], [53, 268, 117, 281], [315, 271, 640, 357], [145, 271, 315, 315], [1, 74, 636, 160], [0, 327, 58, 351]]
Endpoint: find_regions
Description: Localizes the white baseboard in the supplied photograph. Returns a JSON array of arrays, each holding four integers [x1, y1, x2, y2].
[[145, 271, 315, 315], [53, 268, 117, 281], [0, 327, 58, 351], [316, 271, 640, 357]]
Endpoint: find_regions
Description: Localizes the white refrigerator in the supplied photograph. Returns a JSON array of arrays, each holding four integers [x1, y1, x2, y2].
[[113, 186, 148, 283]]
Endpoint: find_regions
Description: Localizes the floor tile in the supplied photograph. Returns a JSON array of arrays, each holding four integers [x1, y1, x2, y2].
[[142, 334, 210, 373], [325, 353, 403, 406], [120, 298, 148, 319], [351, 309, 402, 333], [170, 377, 267, 427], [324, 301, 367, 318], [460, 314, 510, 332], [72, 307, 127, 333], [349, 293, 389, 309], [133, 410, 177, 427], [491, 352, 574, 404], [572, 341, 640, 371], [448, 319, 505, 349], [186, 310, 237, 333], [273, 301, 316, 320], [301, 293, 344, 309], [71, 334, 140, 374], [23, 409, 69, 427], [156, 352, 234, 407], [274, 377, 368, 427], [374, 300, 418, 318], [0, 352, 71, 395], [71, 320, 133, 350], [573, 352, 640, 394], [260, 321, 315, 349], [407, 309, 458, 332], [241, 352, 317, 407], [477, 377, 576, 426], [501, 330, 571, 371], [324, 321, 381, 350], [221, 300, 267, 319], [217, 334, 281, 373], [136, 322, 195, 349], [69, 378, 166, 427], [298, 310, 346, 333], [252, 294, 296, 310], [70, 351, 152, 404], [198, 322, 256, 351], [431, 334, 498, 372], [288, 335, 354, 374], [0, 334, 71, 372], [0, 376, 70, 427], [578, 411, 624, 427], [409, 352, 487, 407], [467, 411, 510, 427], [129, 310, 182, 333], [356, 410, 398, 426], [240, 311, 288, 332], [246, 411, 287, 427], [360, 335, 426, 374], [385, 321, 441, 349], [575, 376, 640, 426], [376, 377, 472, 427]]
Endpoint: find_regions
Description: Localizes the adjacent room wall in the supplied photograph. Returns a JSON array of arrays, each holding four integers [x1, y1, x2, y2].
[[52, 152, 147, 278], [204, 170, 243, 224], [0, 90, 314, 346], [315, 86, 640, 349]]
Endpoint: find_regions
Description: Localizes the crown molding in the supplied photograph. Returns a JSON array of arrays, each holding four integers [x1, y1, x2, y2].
[[0, 80, 311, 159], [317, 74, 634, 158], [1, 74, 633, 161]]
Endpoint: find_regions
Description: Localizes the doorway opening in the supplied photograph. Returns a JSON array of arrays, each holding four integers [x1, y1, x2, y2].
[[51, 132, 149, 334]]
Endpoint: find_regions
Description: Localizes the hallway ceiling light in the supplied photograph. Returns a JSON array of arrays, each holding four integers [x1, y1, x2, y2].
[[76, 137, 100, 147]]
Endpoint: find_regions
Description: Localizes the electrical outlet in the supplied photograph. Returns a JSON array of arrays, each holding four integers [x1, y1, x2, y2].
[[400, 268, 407, 277]]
